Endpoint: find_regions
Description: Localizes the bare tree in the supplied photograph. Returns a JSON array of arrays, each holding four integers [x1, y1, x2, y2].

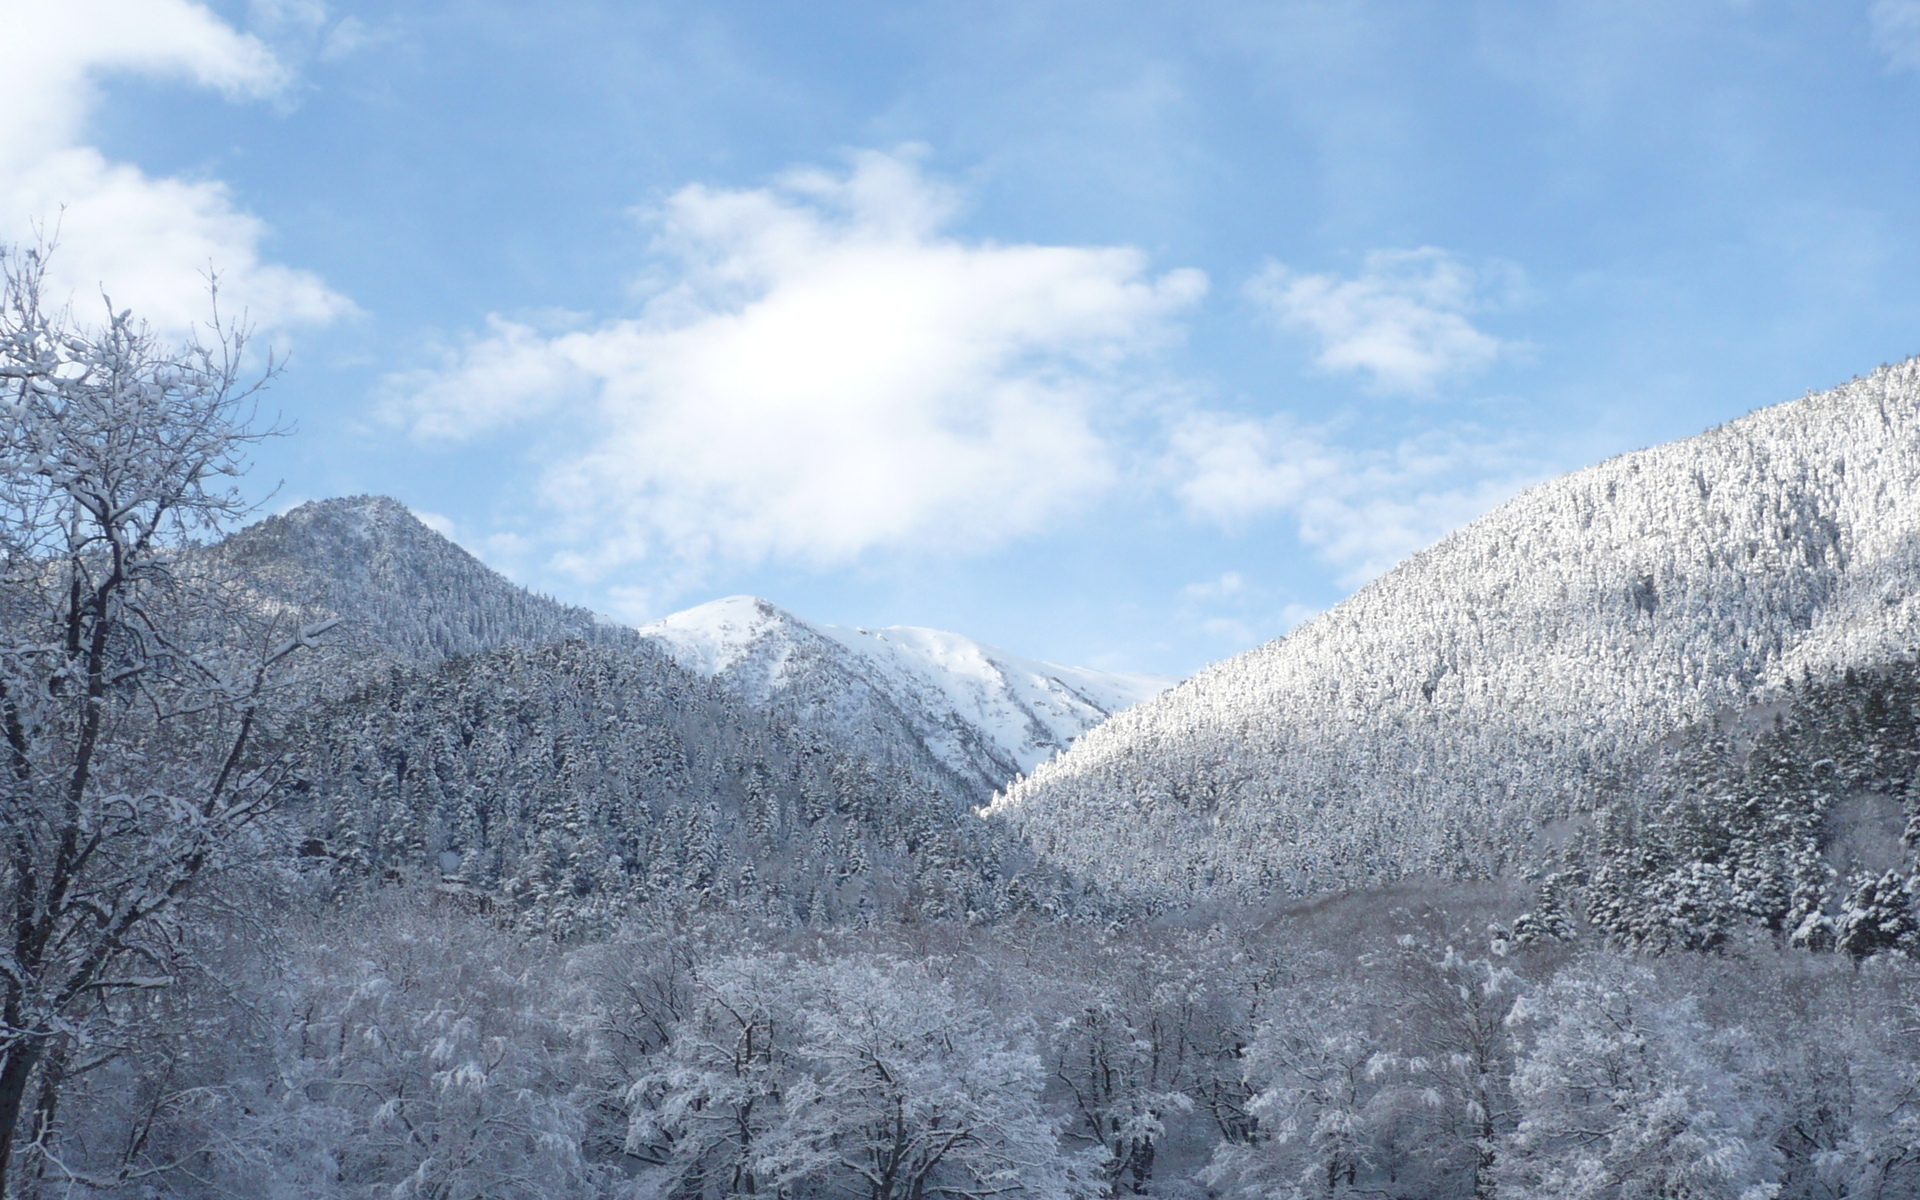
[[0, 246, 331, 1195]]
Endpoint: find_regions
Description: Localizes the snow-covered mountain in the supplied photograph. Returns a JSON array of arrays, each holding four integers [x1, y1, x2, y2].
[[217, 499, 1169, 805], [213, 495, 639, 665], [209, 497, 1088, 927], [989, 361, 1920, 906], [640, 596, 1174, 801], [295, 639, 1063, 932]]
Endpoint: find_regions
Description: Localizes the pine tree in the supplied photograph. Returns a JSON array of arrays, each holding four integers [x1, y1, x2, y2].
[[1510, 874, 1576, 948], [1835, 871, 1917, 962]]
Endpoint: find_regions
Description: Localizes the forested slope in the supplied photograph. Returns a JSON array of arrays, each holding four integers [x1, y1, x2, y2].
[[212, 499, 1069, 927], [213, 495, 640, 665], [991, 361, 1920, 904], [1533, 655, 1920, 955], [291, 641, 1061, 934]]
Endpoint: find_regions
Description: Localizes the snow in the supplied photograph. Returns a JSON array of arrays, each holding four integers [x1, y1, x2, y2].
[[230, 504, 1173, 798], [815, 620, 1171, 778], [217, 496, 643, 670], [640, 595, 788, 679], [640, 596, 1174, 783], [991, 359, 1920, 905]]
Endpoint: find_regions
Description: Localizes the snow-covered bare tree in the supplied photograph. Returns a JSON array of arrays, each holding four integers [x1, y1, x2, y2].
[[1501, 956, 1769, 1200], [763, 957, 1081, 1200], [1209, 980, 1393, 1200], [1043, 945, 1200, 1197], [0, 246, 330, 1195], [623, 953, 795, 1199], [226, 901, 595, 1200], [1373, 946, 1521, 1200], [627, 953, 1084, 1200]]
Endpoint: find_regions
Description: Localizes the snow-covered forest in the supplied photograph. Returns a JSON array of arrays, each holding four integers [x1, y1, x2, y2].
[[35, 884, 1920, 1200], [4, 246, 1920, 1200], [994, 363, 1920, 907]]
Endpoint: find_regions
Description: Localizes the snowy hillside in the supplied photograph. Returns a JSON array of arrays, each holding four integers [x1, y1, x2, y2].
[[203, 499, 1075, 927], [990, 361, 1920, 905], [297, 640, 1068, 933], [217, 501, 1166, 804], [641, 596, 1173, 799], [213, 495, 639, 665]]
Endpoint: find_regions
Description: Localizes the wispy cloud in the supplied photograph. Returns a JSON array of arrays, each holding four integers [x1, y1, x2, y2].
[[1247, 247, 1518, 395], [0, 0, 352, 333], [1172, 569, 1320, 652], [387, 149, 1205, 576], [1871, 1, 1920, 69], [1168, 411, 1545, 584]]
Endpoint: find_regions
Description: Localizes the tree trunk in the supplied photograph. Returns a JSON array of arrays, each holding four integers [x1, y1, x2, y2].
[[0, 1042, 46, 1199], [27, 1039, 67, 1197]]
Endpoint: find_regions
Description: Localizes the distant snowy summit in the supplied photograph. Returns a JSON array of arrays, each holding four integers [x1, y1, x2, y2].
[[216, 499, 1172, 803], [640, 596, 1174, 797]]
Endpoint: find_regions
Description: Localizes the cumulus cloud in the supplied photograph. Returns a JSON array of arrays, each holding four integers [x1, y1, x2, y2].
[[388, 315, 596, 439], [1871, 1, 1920, 69], [389, 150, 1205, 574], [1247, 247, 1515, 395], [1169, 411, 1542, 583], [0, 0, 351, 332]]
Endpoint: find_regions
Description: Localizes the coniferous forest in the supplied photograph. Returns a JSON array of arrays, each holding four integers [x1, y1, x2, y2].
[[5, 250, 1920, 1200]]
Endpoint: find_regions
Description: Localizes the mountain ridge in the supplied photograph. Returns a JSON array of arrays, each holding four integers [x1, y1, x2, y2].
[[213, 494, 641, 666], [212, 497, 1090, 928], [639, 595, 1173, 799], [221, 498, 1169, 803], [989, 360, 1920, 905]]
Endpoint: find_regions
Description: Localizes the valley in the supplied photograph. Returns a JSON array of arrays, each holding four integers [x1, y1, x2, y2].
[[8, 333, 1920, 1199]]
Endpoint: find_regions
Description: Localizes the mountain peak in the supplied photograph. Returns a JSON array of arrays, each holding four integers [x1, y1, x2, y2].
[[258, 494, 452, 548], [638, 595, 801, 677], [215, 495, 640, 666], [641, 597, 1174, 795]]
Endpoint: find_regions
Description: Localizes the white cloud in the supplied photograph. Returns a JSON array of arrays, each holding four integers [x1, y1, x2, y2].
[[1170, 412, 1345, 521], [1871, 1, 1920, 69], [388, 316, 595, 439], [1247, 247, 1515, 395], [1169, 411, 1543, 584], [409, 508, 457, 540], [0, 0, 351, 332], [389, 150, 1205, 574]]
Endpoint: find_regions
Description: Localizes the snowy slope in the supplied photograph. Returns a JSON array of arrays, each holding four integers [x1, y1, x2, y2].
[[640, 596, 1173, 797], [213, 495, 640, 665], [989, 360, 1920, 905], [210, 500, 1070, 925], [216, 499, 1164, 805]]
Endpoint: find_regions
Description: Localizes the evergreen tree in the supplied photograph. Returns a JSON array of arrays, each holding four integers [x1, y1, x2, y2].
[[1835, 871, 1918, 962]]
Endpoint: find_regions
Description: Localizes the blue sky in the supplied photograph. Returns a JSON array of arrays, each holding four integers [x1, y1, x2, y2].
[[11, 0, 1920, 675]]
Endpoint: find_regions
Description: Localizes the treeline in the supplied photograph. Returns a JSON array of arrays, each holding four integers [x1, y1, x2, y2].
[[29, 879, 1920, 1200], [214, 495, 645, 669], [1551, 657, 1920, 957]]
